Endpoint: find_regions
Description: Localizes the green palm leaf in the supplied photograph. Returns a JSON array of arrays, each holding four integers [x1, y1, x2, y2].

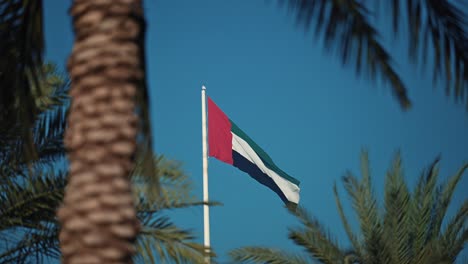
[[381, 153, 412, 264], [288, 207, 344, 264], [333, 183, 362, 259], [132, 154, 216, 263], [341, 152, 384, 264], [0, 172, 65, 263], [230, 247, 309, 264], [411, 157, 441, 264], [432, 163, 468, 238], [230, 151, 467, 264], [135, 216, 210, 264], [440, 200, 468, 261]]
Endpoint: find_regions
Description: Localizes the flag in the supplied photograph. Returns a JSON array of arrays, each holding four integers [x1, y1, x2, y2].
[[208, 97, 300, 205]]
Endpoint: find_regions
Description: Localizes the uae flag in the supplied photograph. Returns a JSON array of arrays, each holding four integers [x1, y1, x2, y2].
[[208, 97, 300, 205]]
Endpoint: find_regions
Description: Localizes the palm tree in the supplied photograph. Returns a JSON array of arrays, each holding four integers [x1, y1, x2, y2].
[[0, 62, 211, 263], [56, 0, 153, 262], [230, 151, 468, 263], [1, 153, 212, 263]]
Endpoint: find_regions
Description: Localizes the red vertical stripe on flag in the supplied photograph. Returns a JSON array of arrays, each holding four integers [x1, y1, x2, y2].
[[208, 97, 233, 165]]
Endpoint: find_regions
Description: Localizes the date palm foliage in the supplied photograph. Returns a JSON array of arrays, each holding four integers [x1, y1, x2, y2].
[[231, 151, 468, 263], [0, 62, 68, 178], [0, 64, 68, 263], [132, 155, 215, 264], [0, 0, 46, 162], [281, 0, 468, 110], [1, 153, 213, 264]]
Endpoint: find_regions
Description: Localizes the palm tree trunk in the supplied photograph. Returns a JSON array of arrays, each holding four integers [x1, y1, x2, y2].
[[58, 1, 145, 263]]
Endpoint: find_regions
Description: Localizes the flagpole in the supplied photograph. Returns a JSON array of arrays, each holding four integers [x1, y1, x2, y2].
[[201, 85, 211, 263]]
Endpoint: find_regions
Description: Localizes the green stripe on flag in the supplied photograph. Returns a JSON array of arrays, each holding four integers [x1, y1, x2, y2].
[[230, 120, 300, 186]]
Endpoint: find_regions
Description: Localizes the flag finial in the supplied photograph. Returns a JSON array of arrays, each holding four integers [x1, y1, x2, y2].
[[202, 85, 206, 90]]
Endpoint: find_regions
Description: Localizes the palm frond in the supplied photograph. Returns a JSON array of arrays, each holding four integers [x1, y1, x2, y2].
[[0, 62, 69, 173], [440, 200, 468, 261], [432, 162, 468, 238], [413, 239, 449, 264], [411, 157, 441, 264], [0, 109, 67, 176], [0, 171, 64, 263], [382, 153, 412, 264], [133, 155, 197, 210], [343, 251, 362, 264], [19, 62, 69, 119], [133, 11, 157, 196], [133, 154, 222, 213], [0, 171, 65, 231], [283, 0, 411, 109], [285, 0, 468, 110], [0, 0, 45, 161], [288, 207, 344, 264], [134, 216, 210, 264], [0, 223, 60, 264], [333, 183, 362, 257], [131, 154, 216, 263], [230, 247, 309, 264], [400, 0, 468, 105], [132, 143, 160, 201], [21, 80, 68, 171], [341, 152, 383, 263]]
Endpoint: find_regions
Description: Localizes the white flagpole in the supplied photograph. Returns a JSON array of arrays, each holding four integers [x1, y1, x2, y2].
[[201, 85, 211, 263]]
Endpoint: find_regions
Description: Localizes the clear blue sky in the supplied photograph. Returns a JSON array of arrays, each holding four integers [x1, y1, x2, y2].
[[44, 1, 467, 263]]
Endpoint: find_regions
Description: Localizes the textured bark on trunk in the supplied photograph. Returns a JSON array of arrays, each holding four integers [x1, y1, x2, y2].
[[58, 1, 145, 263]]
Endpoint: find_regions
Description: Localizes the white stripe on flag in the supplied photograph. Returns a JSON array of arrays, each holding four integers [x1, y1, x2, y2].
[[231, 132, 300, 204]]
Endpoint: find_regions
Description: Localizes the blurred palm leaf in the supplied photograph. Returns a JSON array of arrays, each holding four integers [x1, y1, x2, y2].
[[281, 0, 468, 110], [0, 0, 45, 161], [0, 62, 68, 179], [132, 10, 158, 195], [283, 0, 411, 109], [132, 155, 218, 263], [401, 0, 468, 104], [0, 172, 65, 264], [135, 216, 210, 264], [0, 62, 68, 263]]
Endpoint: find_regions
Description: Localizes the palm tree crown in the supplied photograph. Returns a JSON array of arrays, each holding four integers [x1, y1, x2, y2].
[[231, 151, 467, 264]]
